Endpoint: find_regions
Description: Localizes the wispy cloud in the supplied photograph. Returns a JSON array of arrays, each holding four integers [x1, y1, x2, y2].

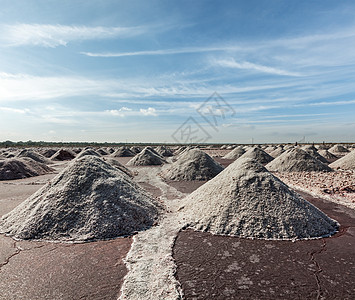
[[212, 58, 302, 77], [1, 24, 145, 47], [0, 106, 30, 114], [81, 45, 243, 57]]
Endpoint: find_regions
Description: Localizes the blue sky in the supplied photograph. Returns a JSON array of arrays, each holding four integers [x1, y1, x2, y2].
[[0, 0, 355, 143]]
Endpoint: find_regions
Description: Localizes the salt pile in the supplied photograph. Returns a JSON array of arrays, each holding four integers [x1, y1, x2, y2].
[[75, 148, 101, 159], [180, 158, 338, 239], [155, 146, 174, 157], [51, 149, 76, 161], [16, 149, 52, 164], [104, 157, 134, 177], [269, 146, 285, 158], [317, 144, 329, 150], [264, 145, 276, 153], [329, 144, 350, 154], [160, 149, 223, 181], [266, 148, 333, 172], [302, 145, 318, 152], [318, 149, 338, 161], [111, 147, 135, 157], [0, 158, 54, 180], [41, 149, 57, 158], [97, 148, 108, 155], [222, 146, 245, 159], [127, 147, 166, 166], [238, 146, 274, 165], [329, 150, 355, 170], [0, 156, 162, 241], [304, 148, 328, 164], [174, 146, 187, 156]]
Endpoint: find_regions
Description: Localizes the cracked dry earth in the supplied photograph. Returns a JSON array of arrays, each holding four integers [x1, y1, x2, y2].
[[173, 190, 355, 300], [0, 157, 354, 299]]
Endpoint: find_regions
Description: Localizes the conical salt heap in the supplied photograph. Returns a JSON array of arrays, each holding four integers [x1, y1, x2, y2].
[[303, 148, 328, 164], [16, 149, 52, 164], [111, 147, 135, 157], [51, 149, 76, 161], [238, 146, 273, 165], [97, 148, 108, 155], [318, 150, 338, 161], [329, 144, 350, 154], [160, 149, 223, 181], [41, 149, 57, 158], [155, 146, 174, 157], [329, 150, 355, 170], [269, 146, 284, 158], [266, 148, 333, 172], [180, 158, 338, 239], [223, 146, 245, 159], [104, 157, 134, 177], [75, 148, 101, 160], [0, 156, 162, 241], [0, 158, 54, 180], [127, 147, 166, 166]]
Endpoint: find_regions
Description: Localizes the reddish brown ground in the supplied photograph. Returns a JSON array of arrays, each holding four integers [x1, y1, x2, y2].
[[0, 235, 132, 300], [173, 191, 355, 300]]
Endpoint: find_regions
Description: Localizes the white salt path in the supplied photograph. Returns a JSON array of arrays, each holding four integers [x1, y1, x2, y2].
[[119, 167, 186, 300]]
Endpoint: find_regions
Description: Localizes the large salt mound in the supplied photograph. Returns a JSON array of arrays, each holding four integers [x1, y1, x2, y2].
[[51, 149, 76, 161], [160, 149, 223, 181], [329, 150, 355, 170], [0, 158, 54, 180], [127, 148, 166, 166], [0, 156, 162, 241], [223, 146, 245, 159], [111, 147, 135, 157], [180, 158, 338, 239], [238, 146, 273, 165], [16, 149, 52, 164], [266, 148, 333, 172], [329, 144, 350, 154]]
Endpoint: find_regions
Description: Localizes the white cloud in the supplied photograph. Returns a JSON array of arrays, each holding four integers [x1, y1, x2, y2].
[[105, 107, 132, 117], [1, 24, 145, 47], [0, 106, 30, 114], [139, 107, 158, 116], [213, 58, 301, 77]]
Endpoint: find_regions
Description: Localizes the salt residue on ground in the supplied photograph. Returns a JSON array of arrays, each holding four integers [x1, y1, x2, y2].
[[119, 166, 186, 300], [273, 170, 355, 210]]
